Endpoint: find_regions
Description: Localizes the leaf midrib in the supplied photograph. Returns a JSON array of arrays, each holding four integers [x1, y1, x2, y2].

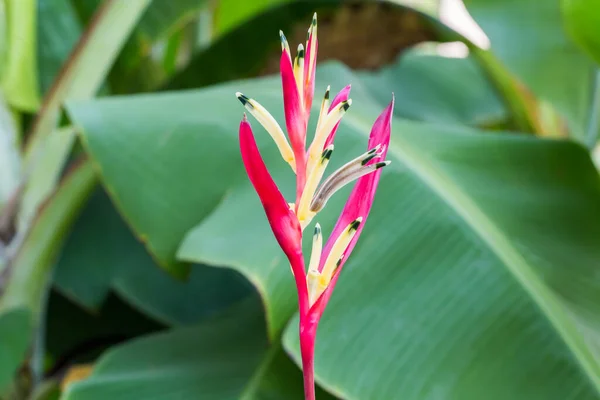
[[344, 113, 600, 393]]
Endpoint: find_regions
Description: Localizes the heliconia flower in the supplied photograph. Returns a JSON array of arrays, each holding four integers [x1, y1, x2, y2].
[[236, 13, 393, 400]]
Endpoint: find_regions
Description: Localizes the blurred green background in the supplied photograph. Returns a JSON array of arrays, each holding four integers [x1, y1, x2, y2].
[[1, 0, 600, 399]]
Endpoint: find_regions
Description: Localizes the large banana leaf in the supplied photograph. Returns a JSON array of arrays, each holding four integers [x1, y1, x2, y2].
[[68, 61, 600, 399], [53, 188, 252, 326], [60, 296, 336, 400]]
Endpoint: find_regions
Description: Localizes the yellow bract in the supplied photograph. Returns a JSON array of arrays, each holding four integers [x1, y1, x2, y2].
[[235, 92, 296, 172], [307, 218, 361, 306], [298, 145, 333, 227]]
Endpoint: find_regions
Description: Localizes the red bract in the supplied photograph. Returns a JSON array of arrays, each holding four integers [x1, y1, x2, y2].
[[236, 14, 393, 400], [238, 117, 309, 316], [313, 100, 393, 317]]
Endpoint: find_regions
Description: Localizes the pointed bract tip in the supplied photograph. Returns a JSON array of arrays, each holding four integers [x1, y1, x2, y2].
[[279, 30, 288, 50], [312, 12, 317, 25], [324, 86, 330, 99], [321, 145, 334, 161], [367, 144, 381, 155], [242, 113, 248, 122], [314, 223, 321, 236], [376, 161, 391, 169], [349, 217, 363, 231], [362, 144, 383, 165], [298, 48, 305, 59], [342, 99, 352, 111], [236, 92, 250, 107]]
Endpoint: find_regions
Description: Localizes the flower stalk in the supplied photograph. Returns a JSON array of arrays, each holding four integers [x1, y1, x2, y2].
[[236, 14, 393, 399]]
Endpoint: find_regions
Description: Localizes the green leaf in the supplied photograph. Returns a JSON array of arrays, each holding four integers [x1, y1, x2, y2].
[[0, 307, 32, 392], [463, 0, 595, 140], [53, 188, 253, 326], [1, 0, 40, 111], [561, 0, 600, 147], [359, 49, 505, 126], [562, 0, 600, 65], [137, 0, 207, 42], [213, 0, 291, 37], [283, 122, 600, 399], [0, 161, 96, 315], [60, 297, 318, 400], [68, 62, 600, 397], [37, 0, 82, 95], [179, 186, 297, 337], [67, 93, 246, 277]]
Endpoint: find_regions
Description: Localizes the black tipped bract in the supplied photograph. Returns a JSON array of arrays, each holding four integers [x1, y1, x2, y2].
[[361, 153, 377, 166], [237, 93, 250, 107], [349, 219, 361, 231]]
